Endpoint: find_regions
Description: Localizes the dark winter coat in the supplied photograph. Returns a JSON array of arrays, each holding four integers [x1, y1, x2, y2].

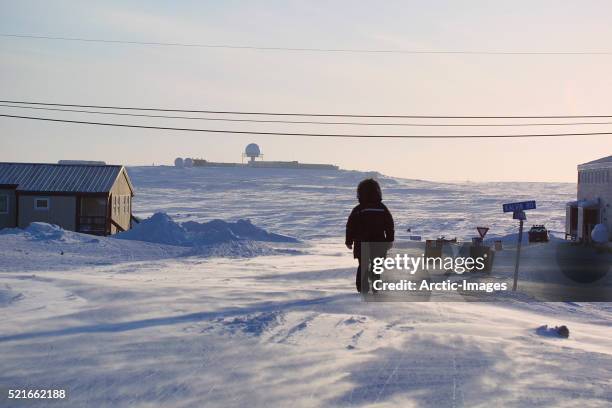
[[345, 202, 394, 259]]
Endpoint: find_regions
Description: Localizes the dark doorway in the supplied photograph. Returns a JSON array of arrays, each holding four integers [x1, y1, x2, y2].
[[78, 196, 107, 235], [583, 208, 600, 242]]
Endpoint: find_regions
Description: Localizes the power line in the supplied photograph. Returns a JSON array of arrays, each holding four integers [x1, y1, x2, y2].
[[4, 103, 612, 127], [3, 33, 612, 56], [2, 113, 612, 138], [3, 100, 612, 119]]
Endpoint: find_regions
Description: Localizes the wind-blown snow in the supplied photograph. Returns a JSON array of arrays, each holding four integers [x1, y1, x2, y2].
[[1, 166, 610, 408]]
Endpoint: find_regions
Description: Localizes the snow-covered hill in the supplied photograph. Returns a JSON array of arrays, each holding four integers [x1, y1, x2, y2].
[[128, 166, 574, 241], [0, 166, 610, 408]]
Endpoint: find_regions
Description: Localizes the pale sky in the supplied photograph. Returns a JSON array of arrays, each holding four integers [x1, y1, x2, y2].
[[1, 0, 611, 182]]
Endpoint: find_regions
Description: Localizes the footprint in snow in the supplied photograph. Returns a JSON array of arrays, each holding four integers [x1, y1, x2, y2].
[[346, 329, 364, 350], [340, 316, 367, 326]]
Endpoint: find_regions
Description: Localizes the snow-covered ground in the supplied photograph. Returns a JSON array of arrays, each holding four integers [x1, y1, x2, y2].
[[1, 166, 610, 407]]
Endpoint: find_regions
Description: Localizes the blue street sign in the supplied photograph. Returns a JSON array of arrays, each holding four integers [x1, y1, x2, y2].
[[503, 200, 536, 213]]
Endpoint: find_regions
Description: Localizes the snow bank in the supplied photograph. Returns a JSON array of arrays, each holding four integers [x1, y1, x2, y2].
[[0, 222, 99, 244], [115, 212, 298, 247], [0, 216, 300, 270], [182, 219, 298, 244], [0, 222, 187, 272], [114, 213, 189, 246]]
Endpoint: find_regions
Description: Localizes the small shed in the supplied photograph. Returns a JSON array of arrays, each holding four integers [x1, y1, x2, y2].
[[0, 162, 135, 236], [566, 155, 612, 242]]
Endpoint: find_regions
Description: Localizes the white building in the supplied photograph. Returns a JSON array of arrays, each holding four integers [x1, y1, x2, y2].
[[566, 155, 612, 242]]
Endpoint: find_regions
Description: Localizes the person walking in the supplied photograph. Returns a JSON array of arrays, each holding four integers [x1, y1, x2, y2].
[[345, 178, 394, 293]]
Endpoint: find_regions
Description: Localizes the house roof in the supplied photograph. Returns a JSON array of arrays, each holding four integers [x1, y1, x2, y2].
[[578, 155, 612, 170], [0, 162, 134, 194], [582, 155, 612, 165]]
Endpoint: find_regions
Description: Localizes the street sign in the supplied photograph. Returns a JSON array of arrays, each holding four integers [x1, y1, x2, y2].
[[476, 227, 489, 238], [502, 202, 536, 291], [503, 200, 536, 213]]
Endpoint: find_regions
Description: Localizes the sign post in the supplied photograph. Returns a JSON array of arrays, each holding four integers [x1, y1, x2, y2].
[[502, 201, 536, 291], [512, 210, 526, 291]]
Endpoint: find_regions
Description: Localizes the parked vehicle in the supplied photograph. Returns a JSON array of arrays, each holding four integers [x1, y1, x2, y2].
[[528, 225, 549, 243]]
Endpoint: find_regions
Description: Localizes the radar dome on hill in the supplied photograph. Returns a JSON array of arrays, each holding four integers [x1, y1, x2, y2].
[[184, 158, 194, 168], [245, 143, 261, 163], [174, 157, 184, 168]]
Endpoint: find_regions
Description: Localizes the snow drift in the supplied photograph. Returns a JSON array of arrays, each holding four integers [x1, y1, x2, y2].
[[0, 214, 301, 270], [0, 222, 99, 244], [115, 212, 298, 247]]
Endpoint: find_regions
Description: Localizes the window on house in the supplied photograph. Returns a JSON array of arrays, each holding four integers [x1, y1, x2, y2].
[[0, 195, 8, 214], [35, 197, 50, 210]]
